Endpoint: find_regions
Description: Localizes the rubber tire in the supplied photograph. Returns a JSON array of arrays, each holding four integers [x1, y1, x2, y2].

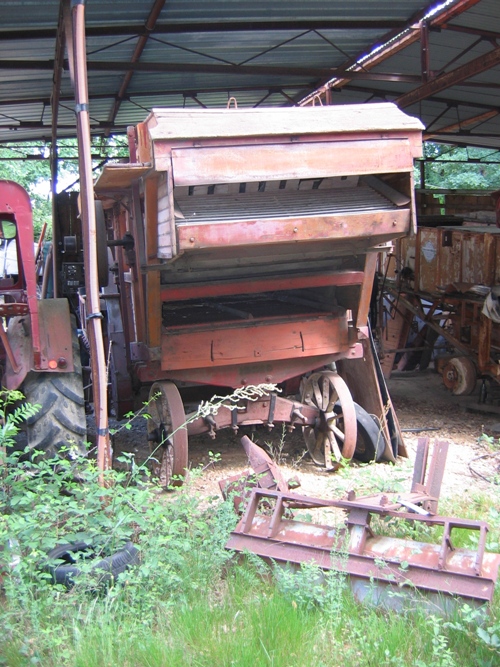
[[22, 330, 87, 459], [335, 401, 386, 463], [45, 541, 139, 588]]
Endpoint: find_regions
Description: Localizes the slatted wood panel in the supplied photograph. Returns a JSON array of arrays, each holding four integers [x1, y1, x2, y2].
[[175, 185, 397, 225]]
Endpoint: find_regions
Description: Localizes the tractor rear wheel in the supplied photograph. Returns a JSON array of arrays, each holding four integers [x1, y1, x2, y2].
[[21, 334, 87, 459]]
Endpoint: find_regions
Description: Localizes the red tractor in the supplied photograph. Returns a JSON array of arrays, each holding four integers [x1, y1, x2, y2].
[[0, 180, 86, 457]]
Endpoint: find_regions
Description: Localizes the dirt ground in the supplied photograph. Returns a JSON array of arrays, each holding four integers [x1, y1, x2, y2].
[[105, 369, 500, 503]]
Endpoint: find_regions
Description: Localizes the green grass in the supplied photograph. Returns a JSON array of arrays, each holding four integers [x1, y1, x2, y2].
[[1, 442, 500, 666]]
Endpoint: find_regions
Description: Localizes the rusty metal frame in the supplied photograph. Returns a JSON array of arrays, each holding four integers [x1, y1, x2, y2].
[[396, 44, 500, 109], [104, 0, 166, 135], [226, 438, 500, 605], [0, 181, 41, 366]]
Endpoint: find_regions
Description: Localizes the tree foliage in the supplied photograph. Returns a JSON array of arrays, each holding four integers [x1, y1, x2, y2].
[[419, 142, 500, 190], [0, 138, 128, 238]]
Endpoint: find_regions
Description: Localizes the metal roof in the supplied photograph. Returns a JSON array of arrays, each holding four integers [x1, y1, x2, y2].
[[0, 0, 499, 152]]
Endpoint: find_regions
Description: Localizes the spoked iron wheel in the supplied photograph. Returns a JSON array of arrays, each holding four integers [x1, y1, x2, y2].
[[300, 371, 357, 469], [147, 381, 188, 487]]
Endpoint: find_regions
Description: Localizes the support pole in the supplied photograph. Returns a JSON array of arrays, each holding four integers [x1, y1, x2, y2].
[[72, 0, 111, 481]]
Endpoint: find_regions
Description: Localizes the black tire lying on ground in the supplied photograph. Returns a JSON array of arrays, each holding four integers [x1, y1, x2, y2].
[[45, 541, 140, 588]]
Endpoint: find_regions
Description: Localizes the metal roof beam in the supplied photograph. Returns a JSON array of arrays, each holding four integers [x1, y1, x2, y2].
[[424, 110, 499, 140], [300, 0, 482, 104], [341, 83, 500, 113], [441, 23, 500, 42], [0, 58, 421, 83], [396, 45, 500, 108], [0, 84, 315, 109], [0, 19, 408, 41], [105, 0, 166, 134]]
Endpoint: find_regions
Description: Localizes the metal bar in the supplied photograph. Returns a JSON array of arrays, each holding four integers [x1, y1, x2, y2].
[[268, 496, 285, 538], [345, 83, 500, 115], [50, 0, 66, 299], [0, 83, 315, 110], [0, 20, 409, 41], [300, 0, 482, 105], [396, 45, 500, 109], [420, 21, 430, 84], [105, 0, 166, 135], [0, 59, 422, 82], [411, 437, 429, 492], [442, 24, 500, 42], [226, 532, 497, 602], [0, 320, 20, 374], [424, 440, 449, 514], [386, 289, 472, 358]]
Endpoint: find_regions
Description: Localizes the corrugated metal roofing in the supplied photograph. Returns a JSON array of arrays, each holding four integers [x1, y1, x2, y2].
[[330, 0, 500, 150], [0, 0, 499, 152]]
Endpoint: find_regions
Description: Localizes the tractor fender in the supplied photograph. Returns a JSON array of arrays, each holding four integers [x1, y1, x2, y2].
[[4, 298, 76, 390]]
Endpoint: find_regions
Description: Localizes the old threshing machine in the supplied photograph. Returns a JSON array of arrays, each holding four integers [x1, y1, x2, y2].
[[94, 103, 423, 485]]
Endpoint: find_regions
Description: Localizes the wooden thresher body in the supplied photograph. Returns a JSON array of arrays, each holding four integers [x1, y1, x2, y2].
[[95, 103, 422, 483]]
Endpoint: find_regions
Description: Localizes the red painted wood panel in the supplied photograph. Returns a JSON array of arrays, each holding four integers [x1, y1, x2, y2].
[[161, 313, 349, 371], [168, 139, 413, 186], [177, 209, 410, 250]]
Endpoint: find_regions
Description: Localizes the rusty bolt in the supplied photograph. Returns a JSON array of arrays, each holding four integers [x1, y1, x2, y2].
[[58, 357, 68, 369], [189, 237, 195, 243]]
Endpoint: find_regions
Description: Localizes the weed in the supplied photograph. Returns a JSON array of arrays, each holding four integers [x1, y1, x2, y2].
[[1, 388, 499, 667], [265, 422, 288, 466]]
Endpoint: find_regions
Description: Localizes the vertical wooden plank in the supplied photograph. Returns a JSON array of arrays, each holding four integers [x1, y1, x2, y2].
[[478, 314, 492, 372], [144, 176, 158, 260], [144, 176, 162, 349], [483, 233, 495, 286], [356, 252, 378, 328], [418, 227, 438, 292], [129, 183, 146, 342], [157, 170, 177, 259]]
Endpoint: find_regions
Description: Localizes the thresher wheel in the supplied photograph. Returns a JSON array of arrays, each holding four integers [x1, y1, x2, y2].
[[300, 371, 357, 469], [147, 381, 188, 488], [441, 357, 477, 396]]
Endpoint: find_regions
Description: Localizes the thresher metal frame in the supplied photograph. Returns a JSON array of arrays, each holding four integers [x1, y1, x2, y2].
[[226, 438, 500, 606]]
